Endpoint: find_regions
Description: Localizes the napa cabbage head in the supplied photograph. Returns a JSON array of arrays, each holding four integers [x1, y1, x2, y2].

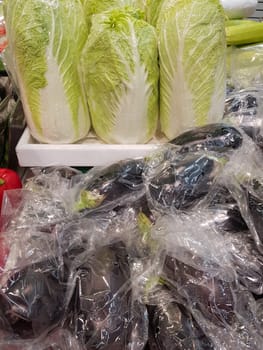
[[158, 0, 226, 140], [81, 9, 159, 144], [82, 0, 146, 32], [3, 0, 90, 144]]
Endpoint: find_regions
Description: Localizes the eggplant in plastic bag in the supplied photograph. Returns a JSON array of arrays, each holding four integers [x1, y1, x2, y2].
[[170, 123, 243, 154], [223, 88, 263, 149], [147, 288, 214, 350], [152, 213, 237, 327], [204, 185, 247, 232], [226, 231, 263, 295], [227, 173, 263, 247], [163, 255, 236, 327], [72, 159, 146, 214], [147, 152, 226, 211], [68, 241, 144, 350], [0, 258, 67, 339]]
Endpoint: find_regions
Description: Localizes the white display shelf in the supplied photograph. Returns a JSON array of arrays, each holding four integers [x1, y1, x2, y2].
[[16, 128, 167, 167]]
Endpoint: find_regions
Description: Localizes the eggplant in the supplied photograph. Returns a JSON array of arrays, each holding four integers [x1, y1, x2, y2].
[[148, 154, 221, 210], [170, 124, 243, 154], [224, 89, 263, 146], [206, 186, 247, 232], [0, 259, 67, 339], [247, 192, 263, 244], [68, 241, 134, 349], [147, 299, 214, 350], [74, 159, 146, 213], [163, 256, 236, 327], [234, 181, 263, 245], [227, 232, 263, 295]]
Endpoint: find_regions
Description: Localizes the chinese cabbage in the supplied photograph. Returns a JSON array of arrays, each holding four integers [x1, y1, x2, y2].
[[82, 0, 146, 31], [81, 10, 159, 144], [158, 0, 226, 140], [3, 0, 90, 144]]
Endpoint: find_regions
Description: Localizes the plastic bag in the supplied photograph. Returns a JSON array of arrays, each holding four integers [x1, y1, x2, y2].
[[224, 88, 263, 148], [150, 210, 263, 350], [67, 158, 146, 216], [170, 123, 243, 154], [1, 123, 263, 349], [147, 287, 214, 350], [65, 240, 147, 350], [0, 183, 149, 349], [145, 146, 228, 212], [227, 44, 263, 91]]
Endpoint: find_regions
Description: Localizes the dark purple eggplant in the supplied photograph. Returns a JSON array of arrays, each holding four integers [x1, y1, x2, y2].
[[247, 192, 263, 243], [224, 89, 263, 148], [74, 159, 146, 213], [0, 258, 67, 339], [170, 124, 243, 154], [68, 241, 133, 349], [148, 154, 221, 210], [232, 180, 263, 245], [206, 186, 247, 232], [163, 256, 236, 327], [227, 232, 263, 295], [148, 298, 214, 350]]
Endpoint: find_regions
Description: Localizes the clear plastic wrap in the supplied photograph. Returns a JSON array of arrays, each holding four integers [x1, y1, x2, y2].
[[144, 145, 228, 212], [67, 158, 146, 216], [1, 124, 263, 348], [216, 136, 263, 249], [170, 123, 243, 154], [150, 211, 263, 350], [224, 88, 263, 148], [0, 177, 150, 349], [227, 44, 263, 91], [147, 287, 214, 350]]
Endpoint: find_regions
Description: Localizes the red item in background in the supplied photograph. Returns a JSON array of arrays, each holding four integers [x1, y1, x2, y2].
[[0, 168, 22, 212]]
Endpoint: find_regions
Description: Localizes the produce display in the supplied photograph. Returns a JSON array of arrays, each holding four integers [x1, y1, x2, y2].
[[2, 0, 228, 144], [0, 122, 262, 349], [0, 0, 263, 349]]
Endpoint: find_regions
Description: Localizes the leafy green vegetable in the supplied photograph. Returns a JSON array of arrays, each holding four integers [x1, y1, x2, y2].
[[82, 0, 146, 32], [158, 0, 226, 140], [3, 0, 90, 144], [81, 9, 159, 144]]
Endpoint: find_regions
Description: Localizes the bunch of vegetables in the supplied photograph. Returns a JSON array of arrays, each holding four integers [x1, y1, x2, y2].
[[0, 118, 263, 349], [2, 0, 228, 144]]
